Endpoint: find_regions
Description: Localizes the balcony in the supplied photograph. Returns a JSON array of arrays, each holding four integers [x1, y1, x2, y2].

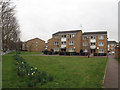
[[61, 44, 66, 48], [90, 39, 96, 42], [61, 38, 66, 41], [90, 45, 96, 49]]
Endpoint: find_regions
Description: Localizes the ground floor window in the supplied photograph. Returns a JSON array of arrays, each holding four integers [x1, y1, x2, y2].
[[98, 49, 104, 53], [83, 49, 88, 52], [69, 48, 74, 52], [54, 48, 59, 52]]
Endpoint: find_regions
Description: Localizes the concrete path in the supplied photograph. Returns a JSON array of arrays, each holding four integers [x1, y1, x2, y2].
[[104, 55, 119, 88]]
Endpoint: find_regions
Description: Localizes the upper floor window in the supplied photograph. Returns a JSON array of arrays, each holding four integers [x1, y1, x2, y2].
[[83, 36, 88, 40], [55, 35, 59, 39], [54, 42, 59, 45], [91, 36, 96, 39], [98, 35, 104, 40], [69, 34, 75, 38], [61, 41, 66, 45], [83, 42, 88, 46], [36, 41, 38, 43], [98, 49, 104, 53], [98, 42, 104, 46], [69, 41, 74, 45], [91, 43, 96, 45], [61, 35, 66, 38]]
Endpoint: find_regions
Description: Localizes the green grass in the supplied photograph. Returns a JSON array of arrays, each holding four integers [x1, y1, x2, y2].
[[2, 54, 108, 88], [2, 56, 28, 88], [116, 58, 120, 63], [7, 51, 43, 55]]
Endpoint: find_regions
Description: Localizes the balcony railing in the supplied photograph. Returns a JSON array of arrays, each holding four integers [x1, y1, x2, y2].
[[61, 44, 66, 48], [90, 45, 96, 49], [61, 38, 66, 41], [90, 39, 96, 42]]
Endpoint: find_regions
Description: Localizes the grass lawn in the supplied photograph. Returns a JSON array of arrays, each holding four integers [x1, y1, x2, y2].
[[7, 51, 43, 55], [116, 58, 120, 63], [2, 54, 108, 88]]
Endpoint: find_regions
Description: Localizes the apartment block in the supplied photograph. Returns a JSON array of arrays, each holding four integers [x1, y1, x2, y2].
[[115, 42, 120, 58], [48, 30, 108, 54], [22, 38, 45, 52], [108, 41, 117, 54], [48, 30, 82, 53], [82, 31, 108, 54]]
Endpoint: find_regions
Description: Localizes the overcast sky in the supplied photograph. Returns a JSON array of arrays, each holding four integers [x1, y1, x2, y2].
[[14, 0, 119, 43]]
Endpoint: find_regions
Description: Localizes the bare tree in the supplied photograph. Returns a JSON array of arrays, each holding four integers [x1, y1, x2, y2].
[[1, 0, 20, 52]]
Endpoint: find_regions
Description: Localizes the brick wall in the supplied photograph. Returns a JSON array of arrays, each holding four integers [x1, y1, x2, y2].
[[27, 38, 45, 52]]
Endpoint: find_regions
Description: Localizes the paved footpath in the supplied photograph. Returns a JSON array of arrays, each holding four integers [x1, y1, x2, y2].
[[104, 55, 119, 88]]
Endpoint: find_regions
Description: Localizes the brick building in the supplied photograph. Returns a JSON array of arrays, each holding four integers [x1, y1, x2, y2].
[[48, 30, 108, 54], [115, 42, 120, 58], [108, 41, 117, 54], [48, 30, 82, 53], [82, 31, 108, 54], [22, 38, 45, 52]]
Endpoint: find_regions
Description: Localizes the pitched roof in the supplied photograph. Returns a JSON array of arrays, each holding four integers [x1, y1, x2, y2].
[[27, 38, 45, 42], [53, 30, 82, 35], [82, 31, 107, 35]]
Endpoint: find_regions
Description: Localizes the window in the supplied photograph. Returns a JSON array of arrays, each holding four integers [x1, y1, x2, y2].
[[36, 41, 38, 43], [98, 42, 104, 46], [69, 41, 74, 45], [61, 41, 66, 45], [91, 36, 96, 39], [91, 43, 96, 45], [54, 48, 59, 52], [69, 34, 75, 38], [98, 49, 104, 53], [98, 36, 104, 40], [83, 36, 88, 40], [55, 35, 59, 39], [61, 35, 66, 38], [69, 48, 74, 52], [83, 42, 88, 46], [54, 42, 59, 45], [83, 49, 88, 52]]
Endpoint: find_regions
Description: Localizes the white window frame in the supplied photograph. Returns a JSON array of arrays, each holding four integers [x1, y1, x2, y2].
[[91, 36, 96, 39], [54, 48, 59, 52], [91, 43, 96, 45], [69, 48, 74, 52], [98, 49, 104, 53], [61, 35, 66, 38], [54, 42, 59, 45], [98, 35, 104, 40], [83, 49, 88, 52], [98, 42, 104, 46], [69, 34, 75, 38], [83, 42, 88, 46], [69, 41, 74, 45], [55, 35, 59, 39], [83, 36, 88, 40], [61, 41, 66, 45]]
